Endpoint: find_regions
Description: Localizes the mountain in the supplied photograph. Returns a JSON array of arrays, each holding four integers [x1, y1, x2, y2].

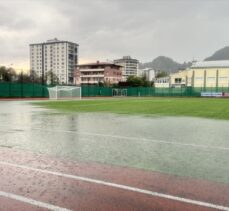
[[140, 46, 229, 74], [140, 56, 192, 73], [205, 46, 229, 61]]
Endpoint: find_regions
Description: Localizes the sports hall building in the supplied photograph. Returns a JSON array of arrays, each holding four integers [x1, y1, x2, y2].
[[170, 61, 229, 88]]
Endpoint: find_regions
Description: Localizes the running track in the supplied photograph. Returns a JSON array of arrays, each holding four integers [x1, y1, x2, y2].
[[0, 147, 228, 211]]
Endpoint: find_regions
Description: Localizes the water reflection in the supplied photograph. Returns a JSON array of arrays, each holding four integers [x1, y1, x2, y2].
[[0, 101, 229, 183]]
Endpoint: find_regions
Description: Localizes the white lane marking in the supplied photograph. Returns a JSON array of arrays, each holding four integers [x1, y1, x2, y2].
[[0, 190, 71, 211], [0, 161, 228, 211], [1, 124, 229, 151], [32, 128, 229, 151], [0, 124, 229, 151]]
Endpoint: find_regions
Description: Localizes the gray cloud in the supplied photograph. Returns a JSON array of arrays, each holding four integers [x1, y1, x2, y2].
[[1, 0, 229, 69]]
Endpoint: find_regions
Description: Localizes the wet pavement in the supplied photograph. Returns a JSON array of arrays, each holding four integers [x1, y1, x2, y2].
[[0, 147, 228, 211]]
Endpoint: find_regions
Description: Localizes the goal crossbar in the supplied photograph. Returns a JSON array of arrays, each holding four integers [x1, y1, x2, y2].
[[112, 88, 127, 97], [48, 86, 81, 100]]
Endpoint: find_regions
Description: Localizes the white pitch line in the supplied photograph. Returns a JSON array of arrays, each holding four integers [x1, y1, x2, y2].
[[0, 190, 71, 211], [0, 124, 229, 151], [0, 161, 228, 211], [32, 128, 229, 151]]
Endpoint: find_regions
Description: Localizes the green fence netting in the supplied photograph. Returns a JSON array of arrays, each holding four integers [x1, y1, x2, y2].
[[0, 83, 49, 98], [1, 83, 229, 98]]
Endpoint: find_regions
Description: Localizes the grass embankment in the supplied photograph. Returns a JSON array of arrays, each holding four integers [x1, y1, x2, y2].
[[34, 97, 229, 120]]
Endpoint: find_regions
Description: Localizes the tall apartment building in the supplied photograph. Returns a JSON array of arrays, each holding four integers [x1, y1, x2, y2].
[[30, 38, 79, 84], [114, 56, 139, 80]]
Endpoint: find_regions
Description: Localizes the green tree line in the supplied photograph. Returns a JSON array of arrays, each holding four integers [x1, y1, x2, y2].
[[0, 66, 59, 84]]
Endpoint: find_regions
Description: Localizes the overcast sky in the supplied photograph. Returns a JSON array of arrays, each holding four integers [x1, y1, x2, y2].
[[1, 0, 229, 70]]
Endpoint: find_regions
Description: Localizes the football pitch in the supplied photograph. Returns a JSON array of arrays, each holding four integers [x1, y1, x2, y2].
[[33, 97, 229, 184], [0, 99, 229, 210], [35, 97, 229, 120]]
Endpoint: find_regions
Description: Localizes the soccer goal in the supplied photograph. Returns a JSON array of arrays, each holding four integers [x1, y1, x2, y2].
[[47, 86, 81, 100], [112, 88, 127, 97]]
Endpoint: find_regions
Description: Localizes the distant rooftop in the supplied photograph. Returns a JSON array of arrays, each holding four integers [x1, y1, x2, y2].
[[77, 61, 122, 68], [139, 67, 155, 71], [30, 38, 79, 46], [114, 56, 139, 62], [191, 60, 229, 68], [123, 56, 132, 59], [47, 38, 61, 43]]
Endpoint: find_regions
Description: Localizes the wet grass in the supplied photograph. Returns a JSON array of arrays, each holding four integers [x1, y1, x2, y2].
[[3, 100, 228, 184], [34, 97, 229, 120]]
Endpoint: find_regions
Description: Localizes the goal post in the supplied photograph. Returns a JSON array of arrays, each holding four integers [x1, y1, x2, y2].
[[112, 88, 127, 97], [47, 86, 81, 100]]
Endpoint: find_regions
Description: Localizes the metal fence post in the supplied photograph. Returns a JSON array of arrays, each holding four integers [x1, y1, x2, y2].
[[21, 72, 23, 98], [9, 82, 11, 97]]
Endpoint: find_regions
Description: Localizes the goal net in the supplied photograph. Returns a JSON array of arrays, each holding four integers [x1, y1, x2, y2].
[[112, 89, 127, 97], [47, 86, 81, 100]]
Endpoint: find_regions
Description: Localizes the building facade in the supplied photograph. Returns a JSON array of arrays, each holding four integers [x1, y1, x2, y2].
[[138, 68, 155, 81], [170, 61, 229, 88], [154, 77, 170, 88], [30, 38, 79, 84], [170, 70, 188, 87], [74, 61, 122, 85], [114, 56, 139, 80]]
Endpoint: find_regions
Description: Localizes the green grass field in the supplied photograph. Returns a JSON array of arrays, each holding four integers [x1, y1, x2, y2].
[[31, 98, 229, 184], [34, 97, 229, 120]]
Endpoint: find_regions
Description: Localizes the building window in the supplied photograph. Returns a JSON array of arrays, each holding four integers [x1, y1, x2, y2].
[[175, 78, 182, 83], [219, 77, 228, 80], [195, 77, 203, 80], [207, 77, 216, 81]]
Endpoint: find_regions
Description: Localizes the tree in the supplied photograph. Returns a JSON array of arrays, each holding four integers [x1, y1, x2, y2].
[[98, 81, 104, 87], [126, 76, 144, 87], [45, 71, 59, 85], [17, 72, 31, 83], [126, 75, 153, 87], [0, 66, 17, 82], [141, 75, 151, 87], [155, 71, 168, 78], [30, 70, 42, 83]]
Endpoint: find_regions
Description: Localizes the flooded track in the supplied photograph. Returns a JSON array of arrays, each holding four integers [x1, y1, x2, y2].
[[0, 101, 229, 210]]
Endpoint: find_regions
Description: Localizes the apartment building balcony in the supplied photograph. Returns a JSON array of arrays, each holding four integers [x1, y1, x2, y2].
[[80, 68, 104, 72], [80, 75, 104, 78], [81, 80, 100, 84]]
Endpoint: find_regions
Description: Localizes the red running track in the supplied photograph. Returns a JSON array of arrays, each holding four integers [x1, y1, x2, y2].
[[0, 147, 228, 211]]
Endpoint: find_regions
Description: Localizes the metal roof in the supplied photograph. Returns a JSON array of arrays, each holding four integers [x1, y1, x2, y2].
[[191, 60, 229, 68], [77, 62, 122, 68]]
